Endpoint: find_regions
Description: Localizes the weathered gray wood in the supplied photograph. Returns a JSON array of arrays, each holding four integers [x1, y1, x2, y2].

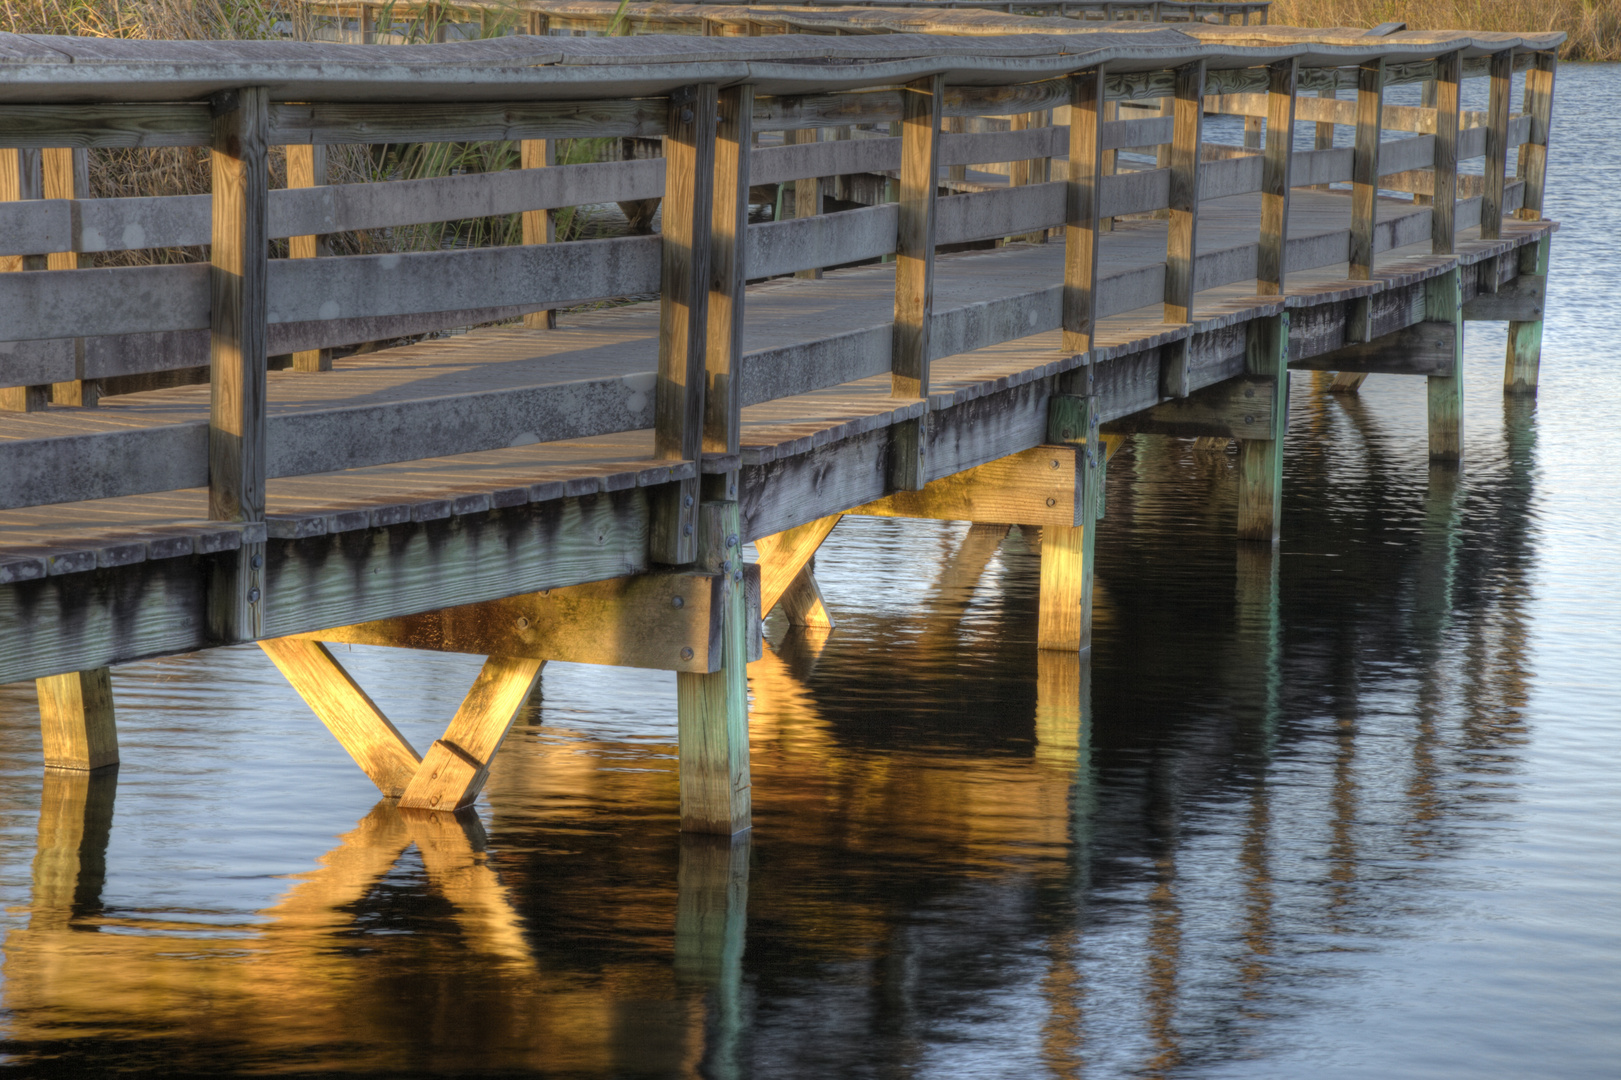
[[890, 73, 942, 491], [1516, 52, 1556, 221], [1432, 49, 1460, 253], [1481, 49, 1512, 240], [0, 103, 212, 149], [707, 84, 753, 461], [1463, 270, 1544, 322], [1105, 374, 1276, 439], [1426, 268, 1465, 460], [207, 87, 269, 644], [1350, 58, 1383, 281], [1257, 57, 1295, 295], [1063, 65, 1104, 355], [1163, 59, 1203, 325], [652, 83, 717, 565], [1236, 313, 1288, 542], [270, 97, 669, 146], [747, 203, 896, 279], [1294, 320, 1457, 376]]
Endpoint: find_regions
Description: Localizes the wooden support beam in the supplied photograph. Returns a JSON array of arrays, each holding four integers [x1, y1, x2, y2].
[[777, 563, 834, 630], [853, 444, 1088, 527], [207, 87, 270, 643], [520, 137, 557, 329], [652, 83, 717, 565], [259, 637, 421, 797], [1516, 52, 1557, 223], [286, 142, 331, 371], [35, 667, 118, 771], [1428, 50, 1461, 255], [1237, 313, 1289, 543], [1464, 266, 1546, 322], [1037, 458, 1100, 652], [754, 513, 841, 616], [399, 656, 546, 811], [1103, 375, 1277, 440], [707, 84, 752, 461], [293, 568, 758, 674], [1328, 371, 1368, 394], [1062, 65, 1104, 356], [1257, 58, 1295, 296], [1293, 320, 1457, 376], [1480, 49, 1513, 241], [1504, 234, 1549, 395], [1162, 61, 1204, 397], [42, 147, 97, 407], [1426, 268, 1465, 461], [890, 73, 943, 491], [677, 500, 752, 835]]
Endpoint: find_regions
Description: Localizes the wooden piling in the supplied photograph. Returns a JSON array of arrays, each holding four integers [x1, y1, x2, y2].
[[36, 668, 118, 771], [677, 501, 751, 835], [1038, 397, 1101, 652], [1349, 58, 1383, 283], [1237, 313, 1289, 542], [1426, 268, 1465, 461], [890, 73, 943, 490], [706, 84, 752, 460], [1507, 52, 1556, 396], [207, 87, 270, 643], [1505, 236, 1549, 394]]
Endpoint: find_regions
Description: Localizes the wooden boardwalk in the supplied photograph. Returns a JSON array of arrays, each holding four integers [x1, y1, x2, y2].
[[0, 19, 1561, 833]]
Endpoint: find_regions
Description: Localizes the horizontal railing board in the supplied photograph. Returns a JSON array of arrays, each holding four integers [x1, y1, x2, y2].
[[936, 182, 1064, 246], [0, 263, 208, 342], [745, 204, 898, 280], [269, 97, 672, 145], [752, 135, 898, 186], [0, 338, 75, 387]]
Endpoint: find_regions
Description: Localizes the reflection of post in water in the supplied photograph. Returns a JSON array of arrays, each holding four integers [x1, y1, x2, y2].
[[1404, 465, 1462, 853], [29, 766, 117, 931], [1232, 546, 1282, 757], [676, 833, 751, 1080]]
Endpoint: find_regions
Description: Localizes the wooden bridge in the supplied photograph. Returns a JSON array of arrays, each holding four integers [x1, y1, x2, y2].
[[0, 15, 1560, 834]]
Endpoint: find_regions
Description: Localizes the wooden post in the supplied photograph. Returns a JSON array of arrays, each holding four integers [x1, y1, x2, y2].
[[678, 501, 751, 835], [1480, 49, 1513, 241], [789, 128, 822, 280], [1312, 85, 1336, 191], [1517, 52, 1557, 223], [1350, 58, 1383, 282], [259, 638, 423, 797], [1257, 58, 1297, 296], [0, 148, 47, 412], [1010, 110, 1051, 244], [399, 656, 546, 811], [286, 143, 331, 370], [1431, 50, 1461, 255], [1100, 98, 1118, 232], [1063, 65, 1105, 356], [361, 3, 376, 43], [1037, 432, 1101, 653], [521, 137, 558, 329], [36, 668, 118, 771], [1427, 268, 1464, 461], [706, 84, 752, 461], [208, 87, 270, 643], [1236, 313, 1289, 542], [1162, 61, 1205, 398], [652, 84, 717, 566], [1505, 235, 1549, 394], [42, 147, 98, 407], [946, 114, 967, 182], [891, 73, 943, 491]]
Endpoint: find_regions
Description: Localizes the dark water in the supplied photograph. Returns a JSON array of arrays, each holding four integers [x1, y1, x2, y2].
[[1, 66, 1618, 1079]]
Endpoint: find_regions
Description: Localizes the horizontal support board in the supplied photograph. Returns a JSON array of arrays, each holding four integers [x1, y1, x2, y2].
[[1292, 320, 1457, 375]]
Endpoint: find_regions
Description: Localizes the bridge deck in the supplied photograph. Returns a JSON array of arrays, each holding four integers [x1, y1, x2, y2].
[[0, 186, 1544, 582]]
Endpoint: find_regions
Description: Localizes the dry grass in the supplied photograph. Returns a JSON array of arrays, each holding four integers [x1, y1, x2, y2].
[[1269, 0, 1621, 61]]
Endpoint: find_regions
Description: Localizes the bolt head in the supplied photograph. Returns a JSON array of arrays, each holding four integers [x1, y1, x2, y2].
[[251, 554, 263, 569], [733, 569, 743, 582], [680, 646, 695, 661], [1046, 497, 1057, 507], [1244, 414, 1256, 425], [1051, 459, 1060, 469], [247, 587, 260, 603], [684, 494, 694, 509], [672, 595, 685, 609], [683, 523, 694, 536], [516, 616, 531, 629], [1245, 388, 1255, 398], [726, 534, 739, 548]]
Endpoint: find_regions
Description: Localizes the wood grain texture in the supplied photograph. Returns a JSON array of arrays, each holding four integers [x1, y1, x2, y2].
[[653, 83, 717, 565], [258, 637, 421, 796], [35, 667, 118, 770], [677, 500, 751, 835], [208, 87, 269, 644], [519, 138, 559, 330], [1481, 49, 1512, 241], [1237, 314, 1288, 542], [1516, 52, 1557, 221], [777, 563, 833, 629], [1425, 268, 1465, 462], [1431, 50, 1461, 254], [1257, 58, 1295, 295], [707, 84, 752, 456], [852, 445, 1084, 527], [1163, 60, 1204, 325], [1503, 233, 1548, 394], [891, 73, 941, 401], [285, 143, 330, 372], [1350, 59, 1384, 280], [398, 655, 546, 811], [1063, 65, 1103, 355], [753, 512, 841, 615]]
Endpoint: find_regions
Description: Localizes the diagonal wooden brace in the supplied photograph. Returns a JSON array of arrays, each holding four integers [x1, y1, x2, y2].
[[399, 656, 546, 812]]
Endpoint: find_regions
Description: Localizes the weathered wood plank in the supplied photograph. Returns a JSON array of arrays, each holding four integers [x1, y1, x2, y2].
[[707, 84, 752, 458], [1104, 374, 1276, 439], [1432, 49, 1461, 253], [1350, 58, 1383, 282], [1463, 269, 1544, 322], [852, 444, 1084, 526], [398, 655, 546, 811], [1063, 65, 1104, 356], [1481, 49, 1512, 240], [1515, 52, 1556, 221], [1237, 314, 1288, 542], [1257, 57, 1295, 295], [890, 73, 942, 491], [520, 136, 558, 330], [753, 513, 841, 616], [1426, 268, 1465, 461], [269, 97, 669, 146], [1292, 320, 1456, 375]]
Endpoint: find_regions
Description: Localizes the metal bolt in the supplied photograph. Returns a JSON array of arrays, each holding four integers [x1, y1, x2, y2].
[[680, 646, 695, 661], [681, 108, 694, 124], [247, 587, 260, 603], [672, 595, 685, 609], [684, 494, 694, 509], [733, 569, 743, 582], [516, 616, 531, 629], [1050, 459, 1060, 469], [1244, 388, 1256, 398], [726, 533, 739, 548], [1244, 415, 1256, 425], [722, 559, 732, 573], [1061, 428, 1074, 440], [684, 523, 694, 536], [1046, 497, 1057, 507], [251, 553, 263, 569]]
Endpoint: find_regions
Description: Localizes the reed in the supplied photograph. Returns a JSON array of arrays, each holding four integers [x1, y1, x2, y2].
[[1269, 0, 1621, 61]]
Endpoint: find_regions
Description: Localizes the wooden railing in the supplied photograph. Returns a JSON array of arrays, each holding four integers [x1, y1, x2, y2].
[[0, 27, 1561, 621]]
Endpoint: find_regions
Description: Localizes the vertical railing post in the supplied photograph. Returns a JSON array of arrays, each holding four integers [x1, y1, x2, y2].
[[890, 73, 943, 491], [207, 87, 270, 643], [1481, 49, 1513, 241], [1506, 51, 1556, 395], [1162, 60, 1204, 398], [1257, 57, 1297, 296], [1431, 49, 1461, 255], [1311, 84, 1336, 191], [43, 147, 96, 407], [788, 127, 822, 280], [1348, 58, 1384, 343], [0, 149, 47, 412], [705, 84, 752, 469], [1062, 63, 1105, 357], [652, 83, 717, 566], [287, 143, 330, 370], [521, 137, 557, 329]]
